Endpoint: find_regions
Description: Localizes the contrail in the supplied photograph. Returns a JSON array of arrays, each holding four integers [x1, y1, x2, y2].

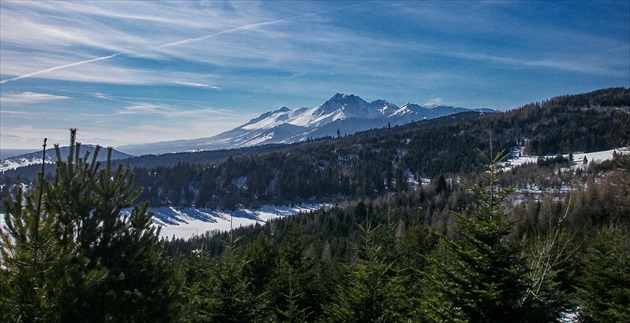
[[0, 53, 122, 84], [0, 4, 363, 84]]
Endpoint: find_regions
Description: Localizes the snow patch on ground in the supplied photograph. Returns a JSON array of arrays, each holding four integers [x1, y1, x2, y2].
[[151, 204, 329, 240], [1, 158, 54, 172], [0, 204, 329, 241], [501, 148, 620, 172]]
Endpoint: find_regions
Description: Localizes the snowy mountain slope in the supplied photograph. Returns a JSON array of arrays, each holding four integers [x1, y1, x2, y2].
[[118, 93, 497, 155], [1, 145, 133, 172]]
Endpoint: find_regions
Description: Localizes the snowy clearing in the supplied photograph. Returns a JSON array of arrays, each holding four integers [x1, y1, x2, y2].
[[150, 204, 329, 240], [501, 148, 621, 171]]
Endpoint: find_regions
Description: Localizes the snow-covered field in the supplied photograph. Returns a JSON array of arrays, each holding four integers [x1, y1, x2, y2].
[[149, 204, 329, 240], [0, 204, 329, 241], [502, 148, 621, 171]]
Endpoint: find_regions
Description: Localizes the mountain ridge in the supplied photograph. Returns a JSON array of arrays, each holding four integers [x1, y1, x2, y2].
[[118, 93, 497, 155]]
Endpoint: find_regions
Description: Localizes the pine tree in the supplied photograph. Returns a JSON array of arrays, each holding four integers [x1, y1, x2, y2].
[[180, 250, 218, 322], [575, 225, 630, 322], [419, 145, 530, 322], [325, 223, 408, 322], [206, 232, 269, 322], [0, 185, 69, 322], [1, 130, 181, 322], [0, 139, 76, 322], [267, 224, 321, 321]]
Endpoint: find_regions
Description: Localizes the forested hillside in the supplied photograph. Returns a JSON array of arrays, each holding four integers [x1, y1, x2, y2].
[[129, 88, 630, 210], [1, 88, 629, 321], [164, 148, 629, 322]]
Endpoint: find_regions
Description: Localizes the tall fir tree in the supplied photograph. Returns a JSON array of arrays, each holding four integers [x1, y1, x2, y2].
[[575, 224, 630, 322], [324, 223, 409, 322], [266, 223, 321, 321], [419, 144, 531, 322]]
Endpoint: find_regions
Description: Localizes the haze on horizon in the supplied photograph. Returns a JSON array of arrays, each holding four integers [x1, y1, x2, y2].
[[1, 1, 628, 150]]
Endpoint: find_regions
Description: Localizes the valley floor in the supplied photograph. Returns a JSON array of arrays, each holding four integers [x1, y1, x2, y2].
[[152, 147, 623, 240]]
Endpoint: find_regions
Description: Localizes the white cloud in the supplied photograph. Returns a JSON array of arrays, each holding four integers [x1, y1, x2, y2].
[[117, 103, 173, 115], [0, 92, 69, 104], [173, 81, 220, 89], [424, 98, 443, 107], [0, 1, 373, 86]]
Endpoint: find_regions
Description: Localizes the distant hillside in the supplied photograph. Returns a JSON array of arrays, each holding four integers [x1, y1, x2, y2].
[[0, 149, 37, 160], [0, 144, 133, 175]]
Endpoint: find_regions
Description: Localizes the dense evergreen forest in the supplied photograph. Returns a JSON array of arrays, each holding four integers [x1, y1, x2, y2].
[[1, 88, 629, 322]]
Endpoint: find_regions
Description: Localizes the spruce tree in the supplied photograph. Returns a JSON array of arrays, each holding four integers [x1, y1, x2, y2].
[[325, 223, 408, 322], [205, 232, 269, 322], [267, 223, 321, 321], [575, 225, 630, 322], [419, 145, 530, 322]]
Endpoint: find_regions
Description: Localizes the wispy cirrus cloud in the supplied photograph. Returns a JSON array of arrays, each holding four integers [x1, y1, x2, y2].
[[174, 81, 220, 89], [117, 103, 174, 115], [424, 98, 444, 107], [0, 1, 363, 85], [0, 92, 70, 104]]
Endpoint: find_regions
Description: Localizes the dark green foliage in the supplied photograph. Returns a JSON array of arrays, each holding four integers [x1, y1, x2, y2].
[[180, 233, 270, 322], [0, 130, 181, 322], [575, 225, 630, 322], [325, 223, 409, 322], [266, 224, 328, 321], [3, 89, 630, 321], [168, 143, 630, 321], [171, 149, 630, 321], [0, 186, 71, 322], [419, 146, 531, 322]]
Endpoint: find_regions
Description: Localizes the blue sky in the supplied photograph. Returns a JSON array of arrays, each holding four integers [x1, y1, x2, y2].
[[1, 1, 628, 150]]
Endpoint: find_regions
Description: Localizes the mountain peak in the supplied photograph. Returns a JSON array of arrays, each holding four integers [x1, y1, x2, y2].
[[330, 93, 352, 101], [325, 93, 364, 106], [320, 93, 375, 117], [116, 93, 494, 155]]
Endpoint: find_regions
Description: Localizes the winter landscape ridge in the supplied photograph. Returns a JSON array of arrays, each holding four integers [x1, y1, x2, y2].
[[1, 92, 493, 171], [116, 93, 497, 156]]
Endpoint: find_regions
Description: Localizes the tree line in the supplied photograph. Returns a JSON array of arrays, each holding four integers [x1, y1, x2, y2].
[[2, 128, 629, 321]]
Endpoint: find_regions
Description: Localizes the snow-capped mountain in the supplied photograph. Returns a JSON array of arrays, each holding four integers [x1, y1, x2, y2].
[[118, 93, 497, 155]]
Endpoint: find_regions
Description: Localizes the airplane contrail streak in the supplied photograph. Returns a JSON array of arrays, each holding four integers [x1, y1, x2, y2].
[[0, 53, 122, 84], [0, 4, 362, 85]]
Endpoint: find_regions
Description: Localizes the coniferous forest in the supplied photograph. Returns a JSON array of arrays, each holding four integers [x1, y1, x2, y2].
[[1, 88, 629, 322]]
